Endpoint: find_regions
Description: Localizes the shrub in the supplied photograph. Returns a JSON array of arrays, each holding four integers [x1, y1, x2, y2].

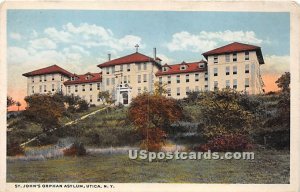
[[194, 133, 253, 152], [7, 139, 24, 156], [63, 142, 86, 156], [77, 99, 89, 112]]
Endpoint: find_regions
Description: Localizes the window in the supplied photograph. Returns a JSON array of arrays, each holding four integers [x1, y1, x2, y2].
[[44, 75, 47, 82], [195, 73, 199, 82], [226, 66, 230, 75], [97, 83, 100, 90], [44, 85, 47, 92], [214, 81, 218, 91], [167, 88, 171, 97], [204, 72, 208, 81], [143, 74, 147, 82], [168, 76, 171, 84], [159, 77, 162, 85], [245, 78, 250, 88], [52, 74, 54, 81], [214, 68, 218, 76], [61, 75, 64, 81], [82, 84, 85, 91], [112, 66, 115, 74], [186, 74, 189, 82], [177, 87, 180, 96], [127, 64, 130, 72], [52, 84, 55, 92], [31, 77, 34, 83], [89, 95, 93, 103], [186, 87, 190, 95], [214, 55, 218, 64], [106, 78, 110, 86], [127, 75, 130, 83], [199, 64, 204, 68], [163, 67, 168, 72], [195, 86, 199, 92], [106, 68, 110, 74], [226, 80, 230, 88], [32, 86, 34, 94], [225, 54, 230, 62], [138, 64, 141, 71], [233, 53, 237, 62], [124, 76, 127, 83], [180, 65, 186, 70], [68, 86, 71, 93], [75, 85, 78, 92], [97, 95, 101, 102], [177, 75, 180, 83], [90, 84, 93, 91], [233, 79, 237, 89], [245, 51, 249, 60], [233, 66, 237, 75], [245, 64, 249, 73], [138, 87, 141, 94], [143, 63, 147, 70], [39, 76, 42, 82], [138, 75, 141, 83], [204, 84, 208, 91], [39, 85, 42, 93], [71, 76, 75, 81], [120, 65, 123, 72], [61, 85, 63, 92]]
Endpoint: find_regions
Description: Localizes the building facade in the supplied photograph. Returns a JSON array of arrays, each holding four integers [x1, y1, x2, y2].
[[23, 42, 265, 105]]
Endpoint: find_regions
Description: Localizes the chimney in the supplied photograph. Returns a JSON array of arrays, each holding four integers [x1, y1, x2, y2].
[[108, 53, 111, 61], [153, 48, 156, 59]]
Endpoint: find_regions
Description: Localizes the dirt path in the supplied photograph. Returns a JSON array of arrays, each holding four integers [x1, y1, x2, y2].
[[19, 107, 107, 147]]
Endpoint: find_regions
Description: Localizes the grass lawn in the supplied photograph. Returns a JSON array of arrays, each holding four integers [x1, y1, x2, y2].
[[7, 150, 289, 183]]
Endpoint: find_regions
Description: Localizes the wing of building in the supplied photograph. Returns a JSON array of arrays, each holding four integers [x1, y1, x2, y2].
[[22, 42, 265, 106]]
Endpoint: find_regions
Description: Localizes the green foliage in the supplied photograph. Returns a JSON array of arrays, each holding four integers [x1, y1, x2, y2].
[[24, 93, 65, 132], [276, 72, 290, 92]]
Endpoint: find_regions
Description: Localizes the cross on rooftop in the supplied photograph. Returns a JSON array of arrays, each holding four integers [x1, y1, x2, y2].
[[135, 44, 139, 52]]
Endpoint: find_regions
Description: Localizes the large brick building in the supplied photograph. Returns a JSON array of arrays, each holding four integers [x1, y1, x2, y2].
[[23, 42, 265, 105]]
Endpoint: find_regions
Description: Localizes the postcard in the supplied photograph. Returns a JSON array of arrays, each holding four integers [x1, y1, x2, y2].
[[1, 1, 299, 192]]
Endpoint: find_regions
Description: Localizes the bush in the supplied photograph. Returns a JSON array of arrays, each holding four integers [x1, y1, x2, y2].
[[7, 139, 24, 156], [194, 133, 253, 152], [63, 142, 86, 156], [77, 99, 89, 112]]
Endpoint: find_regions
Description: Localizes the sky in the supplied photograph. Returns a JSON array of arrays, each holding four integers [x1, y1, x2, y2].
[[7, 10, 290, 111]]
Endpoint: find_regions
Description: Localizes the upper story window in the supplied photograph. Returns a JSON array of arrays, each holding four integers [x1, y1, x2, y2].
[[75, 85, 78, 92], [214, 81, 218, 91], [112, 66, 115, 74], [185, 74, 189, 82], [225, 54, 230, 62], [124, 76, 127, 83], [186, 87, 190, 95], [106, 78, 110, 86], [214, 68, 218, 76], [159, 77, 162, 85], [245, 51, 249, 60], [138, 63, 141, 71], [195, 73, 199, 82], [233, 53, 237, 62], [233, 66, 237, 75], [233, 79, 237, 89], [213, 55, 218, 64], [167, 76, 171, 84], [199, 63, 205, 68], [97, 83, 100, 90], [43, 75, 47, 82], [180, 65, 186, 70], [163, 67, 168, 72], [167, 88, 171, 97], [82, 84, 85, 91], [226, 66, 230, 75], [138, 75, 141, 83], [90, 84, 93, 91], [52, 84, 55, 92], [245, 64, 250, 73], [177, 87, 180, 96], [31, 77, 34, 83], [68, 86, 71, 93], [143, 74, 147, 82], [127, 64, 130, 72], [204, 72, 208, 81], [143, 63, 147, 70], [61, 75, 64, 81], [44, 85, 47, 92], [177, 75, 180, 83], [39, 76, 42, 82], [245, 78, 250, 88], [106, 68, 110, 75], [120, 65, 123, 72], [52, 74, 54, 81], [226, 80, 230, 88], [39, 85, 42, 93], [32, 86, 34, 94]]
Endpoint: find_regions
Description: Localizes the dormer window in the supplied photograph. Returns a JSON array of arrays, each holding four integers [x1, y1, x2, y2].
[[199, 63, 204, 68], [86, 75, 90, 80], [180, 65, 186, 70], [71, 76, 75, 81], [163, 67, 168, 72]]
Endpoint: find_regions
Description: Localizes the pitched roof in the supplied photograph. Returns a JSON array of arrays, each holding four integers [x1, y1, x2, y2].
[[22, 65, 73, 77], [64, 72, 102, 85], [156, 60, 207, 76], [202, 42, 264, 64], [97, 52, 160, 68]]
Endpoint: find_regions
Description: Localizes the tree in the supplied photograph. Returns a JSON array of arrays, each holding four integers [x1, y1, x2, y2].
[[153, 82, 168, 96], [24, 94, 65, 132], [7, 96, 15, 109], [128, 93, 183, 151], [15, 101, 21, 111], [98, 91, 111, 105], [197, 89, 255, 140], [275, 72, 290, 93]]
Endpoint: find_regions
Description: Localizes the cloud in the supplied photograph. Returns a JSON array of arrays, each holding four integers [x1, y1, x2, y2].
[[261, 55, 289, 75], [44, 27, 72, 43], [156, 53, 174, 64], [166, 30, 264, 53], [10, 32, 22, 40], [29, 38, 57, 50]]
